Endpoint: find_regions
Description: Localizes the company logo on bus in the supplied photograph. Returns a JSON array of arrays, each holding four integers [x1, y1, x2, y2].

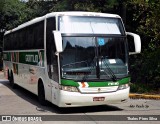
[[108, 82, 119, 86], [25, 55, 38, 63], [98, 88, 101, 92]]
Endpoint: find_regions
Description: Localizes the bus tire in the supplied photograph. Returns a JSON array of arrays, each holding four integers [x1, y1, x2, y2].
[[7, 70, 10, 80], [10, 71, 16, 89], [38, 80, 47, 106]]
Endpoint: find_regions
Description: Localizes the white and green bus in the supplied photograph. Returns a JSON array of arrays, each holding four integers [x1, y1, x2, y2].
[[3, 12, 141, 107]]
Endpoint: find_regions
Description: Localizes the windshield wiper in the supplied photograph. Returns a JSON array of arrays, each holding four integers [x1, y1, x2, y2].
[[101, 57, 117, 82]]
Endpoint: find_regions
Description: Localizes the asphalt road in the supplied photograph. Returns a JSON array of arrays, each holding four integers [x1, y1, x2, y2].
[[0, 72, 160, 124]]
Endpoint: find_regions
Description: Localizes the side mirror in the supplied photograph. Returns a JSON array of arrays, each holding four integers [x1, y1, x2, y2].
[[126, 32, 141, 55], [52, 31, 63, 53]]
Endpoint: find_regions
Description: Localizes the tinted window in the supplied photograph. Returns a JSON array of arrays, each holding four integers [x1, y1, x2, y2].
[[46, 17, 59, 82], [60, 36, 128, 80], [4, 21, 44, 50]]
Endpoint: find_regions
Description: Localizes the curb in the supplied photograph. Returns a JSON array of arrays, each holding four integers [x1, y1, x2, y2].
[[129, 94, 160, 100]]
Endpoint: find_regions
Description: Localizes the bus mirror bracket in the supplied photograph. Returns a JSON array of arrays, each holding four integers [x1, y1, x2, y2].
[[126, 32, 141, 55], [52, 31, 63, 53]]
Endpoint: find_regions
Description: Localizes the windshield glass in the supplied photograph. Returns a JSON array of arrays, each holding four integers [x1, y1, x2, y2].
[[59, 16, 124, 35], [60, 36, 128, 81]]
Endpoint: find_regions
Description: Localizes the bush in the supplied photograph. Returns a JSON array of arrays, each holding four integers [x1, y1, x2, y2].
[[130, 83, 159, 94]]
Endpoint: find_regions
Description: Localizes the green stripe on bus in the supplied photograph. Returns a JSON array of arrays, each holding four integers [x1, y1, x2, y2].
[[3, 51, 44, 66], [61, 77, 130, 87], [87, 81, 115, 87], [119, 77, 131, 84], [61, 79, 79, 87]]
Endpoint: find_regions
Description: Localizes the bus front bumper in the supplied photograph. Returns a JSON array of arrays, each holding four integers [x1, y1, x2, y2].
[[57, 87, 130, 107]]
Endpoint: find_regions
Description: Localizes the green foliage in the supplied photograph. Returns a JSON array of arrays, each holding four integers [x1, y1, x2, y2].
[[128, 0, 160, 87], [0, 0, 32, 30], [130, 82, 160, 94], [53, 0, 114, 12], [0, 0, 33, 47], [130, 83, 153, 93], [26, 0, 57, 17]]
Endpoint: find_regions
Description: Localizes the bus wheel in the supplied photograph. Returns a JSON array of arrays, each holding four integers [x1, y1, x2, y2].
[[10, 71, 16, 89], [38, 81, 46, 106], [7, 70, 10, 80]]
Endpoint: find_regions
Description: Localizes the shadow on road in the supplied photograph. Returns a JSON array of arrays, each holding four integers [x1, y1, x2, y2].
[[0, 80, 123, 114]]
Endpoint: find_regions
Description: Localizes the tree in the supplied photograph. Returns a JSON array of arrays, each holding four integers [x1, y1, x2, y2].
[[127, 0, 160, 86], [0, 0, 33, 47]]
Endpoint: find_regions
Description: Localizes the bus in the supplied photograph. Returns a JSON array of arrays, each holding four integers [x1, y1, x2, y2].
[[3, 12, 141, 107]]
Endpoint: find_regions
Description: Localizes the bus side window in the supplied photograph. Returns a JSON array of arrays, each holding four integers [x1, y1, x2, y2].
[[46, 17, 59, 82], [37, 21, 44, 49]]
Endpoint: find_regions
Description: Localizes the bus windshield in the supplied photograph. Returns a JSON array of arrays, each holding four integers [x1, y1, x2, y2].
[[60, 36, 128, 81], [59, 16, 124, 35]]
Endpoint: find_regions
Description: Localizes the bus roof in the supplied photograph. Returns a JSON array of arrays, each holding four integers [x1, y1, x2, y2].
[[4, 11, 121, 35]]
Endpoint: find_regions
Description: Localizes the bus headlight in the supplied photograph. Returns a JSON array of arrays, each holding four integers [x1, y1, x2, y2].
[[117, 84, 129, 90], [59, 85, 79, 92]]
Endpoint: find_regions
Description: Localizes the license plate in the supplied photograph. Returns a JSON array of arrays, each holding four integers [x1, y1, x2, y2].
[[93, 97, 105, 101]]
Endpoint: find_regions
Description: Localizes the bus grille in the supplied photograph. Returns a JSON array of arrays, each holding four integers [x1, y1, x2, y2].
[[78, 86, 118, 93]]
